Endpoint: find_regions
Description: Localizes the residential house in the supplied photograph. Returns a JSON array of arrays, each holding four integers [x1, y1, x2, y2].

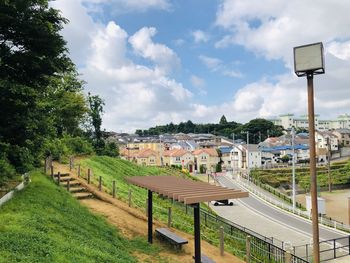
[[218, 146, 233, 170], [121, 148, 159, 166], [192, 148, 220, 173], [230, 144, 262, 171], [332, 129, 350, 147], [163, 149, 195, 172]]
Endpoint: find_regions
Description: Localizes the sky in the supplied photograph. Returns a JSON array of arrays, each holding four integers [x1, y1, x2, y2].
[[51, 0, 350, 133]]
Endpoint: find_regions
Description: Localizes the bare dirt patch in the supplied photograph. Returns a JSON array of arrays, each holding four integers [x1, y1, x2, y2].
[[297, 189, 350, 224], [53, 161, 244, 263]]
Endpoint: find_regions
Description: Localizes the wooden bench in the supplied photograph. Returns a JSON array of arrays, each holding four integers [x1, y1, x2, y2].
[[155, 228, 188, 250]]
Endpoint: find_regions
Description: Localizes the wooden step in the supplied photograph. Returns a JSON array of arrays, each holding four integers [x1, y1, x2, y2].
[[61, 181, 81, 187], [73, 192, 94, 200], [59, 177, 74, 182], [53, 173, 70, 177], [69, 187, 86, 193]]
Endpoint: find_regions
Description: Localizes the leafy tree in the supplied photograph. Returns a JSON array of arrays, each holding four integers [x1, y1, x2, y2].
[[219, 115, 228, 125], [87, 93, 105, 153], [0, 0, 85, 174]]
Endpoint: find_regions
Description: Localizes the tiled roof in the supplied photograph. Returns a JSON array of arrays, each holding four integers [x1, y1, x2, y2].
[[192, 148, 218, 157], [163, 149, 190, 157]]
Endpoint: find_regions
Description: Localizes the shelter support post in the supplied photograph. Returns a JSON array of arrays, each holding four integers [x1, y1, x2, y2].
[[148, 190, 153, 244], [194, 203, 201, 263]]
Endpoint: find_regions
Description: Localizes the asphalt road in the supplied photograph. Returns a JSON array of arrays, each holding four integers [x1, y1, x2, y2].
[[216, 175, 348, 243]]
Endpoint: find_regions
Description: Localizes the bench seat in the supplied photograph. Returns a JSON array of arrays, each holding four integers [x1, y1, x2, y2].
[[155, 228, 188, 249]]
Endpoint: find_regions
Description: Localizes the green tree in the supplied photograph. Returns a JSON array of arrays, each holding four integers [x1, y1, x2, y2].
[[219, 115, 228, 125], [87, 93, 105, 153], [0, 0, 80, 172]]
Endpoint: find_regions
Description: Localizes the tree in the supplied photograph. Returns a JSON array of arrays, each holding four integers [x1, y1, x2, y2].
[[87, 93, 105, 153], [0, 0, 79, 171], [219, 115, 228, 125]]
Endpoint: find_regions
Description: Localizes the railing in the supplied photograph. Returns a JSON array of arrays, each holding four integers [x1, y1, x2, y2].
[[293, 236, 350, 262], [181, 203, 308, 263]]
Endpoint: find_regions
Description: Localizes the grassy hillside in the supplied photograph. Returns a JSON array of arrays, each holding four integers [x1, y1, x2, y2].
[[0, 170, 161, 263], [79, 157, 248, 259]]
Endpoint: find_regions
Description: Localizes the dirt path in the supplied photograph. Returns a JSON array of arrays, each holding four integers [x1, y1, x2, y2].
[[53, 162, 243, 263]]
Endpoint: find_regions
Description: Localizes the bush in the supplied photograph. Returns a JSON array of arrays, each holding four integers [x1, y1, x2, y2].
[[62, 135, 94, 155], [216, 163, 222, 173], [0, 158, 16, 186], [199, 164, 206, 174], [99, 142, 119, 157]]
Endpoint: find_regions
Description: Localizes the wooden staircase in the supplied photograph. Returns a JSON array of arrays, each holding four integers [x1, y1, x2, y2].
[[53, 173, 94, 200]]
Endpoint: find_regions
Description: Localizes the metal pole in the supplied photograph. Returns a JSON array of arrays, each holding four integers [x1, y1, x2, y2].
[[292, 127, 296, 212], [327, 137, 332, 192], [148, 190, 153, 243], [194, 203, 201, 263], [307, 73, 320, 263], [348, 197, 350, 226], [247, 131, 250, 182]]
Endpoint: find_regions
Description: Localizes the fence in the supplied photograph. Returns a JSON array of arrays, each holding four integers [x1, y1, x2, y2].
[[293, 236, 350, 262], [180, 202, 307, 263]]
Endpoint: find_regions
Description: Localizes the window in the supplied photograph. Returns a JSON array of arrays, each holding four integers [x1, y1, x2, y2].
[[176, 157, 180, 161]]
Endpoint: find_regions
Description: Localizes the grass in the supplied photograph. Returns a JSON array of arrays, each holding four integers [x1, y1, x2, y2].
[[78, 156, 264, 261], [0, 170, 163, 263]]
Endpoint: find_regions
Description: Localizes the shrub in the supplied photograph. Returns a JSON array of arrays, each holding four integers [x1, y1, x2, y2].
[[0, 158, 16, 186], [216, 163, 222, 173], [199, 164, 206, 174]]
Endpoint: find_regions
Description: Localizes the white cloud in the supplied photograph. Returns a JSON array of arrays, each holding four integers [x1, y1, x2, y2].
[[81, 0, 171, 13], [192, 30, 209, 43], [190, 75, 207, 95], [214, 0, 350, 120], [129, 27, 180, 73], [199, 55, 222, 70], [199, 55, 244, 78], [327, 41, 350, 61]]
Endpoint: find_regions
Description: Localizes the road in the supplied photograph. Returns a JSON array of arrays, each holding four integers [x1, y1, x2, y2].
[[216, 175, 346, 241], [211, 175, 350, 260]]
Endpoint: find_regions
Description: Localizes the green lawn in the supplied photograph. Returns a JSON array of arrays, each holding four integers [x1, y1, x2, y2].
[[0, 170, 162, 263]]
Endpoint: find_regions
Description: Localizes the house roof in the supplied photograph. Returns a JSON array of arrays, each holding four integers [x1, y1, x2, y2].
[[136, 149, 158, 158], [218, 147, 233, 154], [192, 148, 218, 157], [163, 149, 190, 157]]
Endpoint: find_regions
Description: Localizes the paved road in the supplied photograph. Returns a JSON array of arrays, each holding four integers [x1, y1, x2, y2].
[[217, 175, 347, 242]]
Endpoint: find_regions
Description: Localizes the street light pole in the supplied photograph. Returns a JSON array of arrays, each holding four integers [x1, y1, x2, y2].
[[294, 42, 325, 263], [307, 73, 320, 263], [292, 127, 296, 212]]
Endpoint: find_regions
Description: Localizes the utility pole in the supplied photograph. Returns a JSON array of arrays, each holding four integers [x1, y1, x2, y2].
[[292, 127, 296, 212], [242, 131, 250, 182], [232, 133, 235, 178], [327, 137, 332, 192]]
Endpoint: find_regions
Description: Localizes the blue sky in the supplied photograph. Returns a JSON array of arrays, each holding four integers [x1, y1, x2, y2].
[[52, 0, 350, 132]]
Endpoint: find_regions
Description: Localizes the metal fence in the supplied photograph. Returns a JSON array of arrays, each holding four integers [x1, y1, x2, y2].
[[293, 236, 350, 262], [181, 203, 307, 263]]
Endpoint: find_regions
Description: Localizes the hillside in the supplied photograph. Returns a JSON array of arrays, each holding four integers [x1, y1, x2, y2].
[[0, 171, 156, 263]]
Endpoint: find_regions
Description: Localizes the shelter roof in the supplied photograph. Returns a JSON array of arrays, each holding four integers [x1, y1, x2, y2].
[[126, 176, 248, 205]]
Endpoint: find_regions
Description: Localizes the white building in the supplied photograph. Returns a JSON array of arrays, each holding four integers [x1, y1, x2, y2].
[[270, 113, 350, 130], [230, 144, 262, 171]]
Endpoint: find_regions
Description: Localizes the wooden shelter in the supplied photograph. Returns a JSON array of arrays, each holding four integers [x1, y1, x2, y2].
[[126, 175, 249, 263]]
